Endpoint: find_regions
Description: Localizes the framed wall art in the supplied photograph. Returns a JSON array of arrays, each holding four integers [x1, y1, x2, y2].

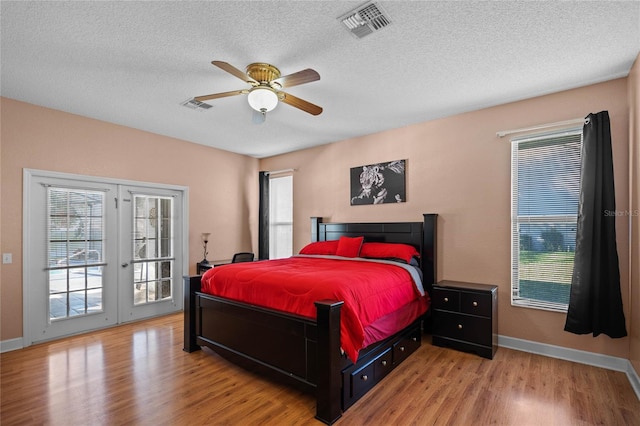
[[350, 159, 406, 205]]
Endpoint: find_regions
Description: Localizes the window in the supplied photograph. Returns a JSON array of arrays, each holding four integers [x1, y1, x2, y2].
[[269, 175, 293, 259], [511, 128, 582, 311]]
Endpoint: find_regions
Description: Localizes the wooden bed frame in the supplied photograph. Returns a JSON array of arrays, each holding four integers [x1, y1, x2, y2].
[[183, 214, 437, 424]]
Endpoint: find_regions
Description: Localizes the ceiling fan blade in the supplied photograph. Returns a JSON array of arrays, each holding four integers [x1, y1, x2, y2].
[[212, 61, 258, 85], [194, 89, 247, 102], [273, 68, 320, 88], [280, 92, 323, 116]]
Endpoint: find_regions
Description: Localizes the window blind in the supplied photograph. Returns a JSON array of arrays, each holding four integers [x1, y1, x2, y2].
[[511, 128, 582, 311]]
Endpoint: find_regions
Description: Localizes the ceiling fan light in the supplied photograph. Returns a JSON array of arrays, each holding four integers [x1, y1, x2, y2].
[[247, 87, 278, 113]]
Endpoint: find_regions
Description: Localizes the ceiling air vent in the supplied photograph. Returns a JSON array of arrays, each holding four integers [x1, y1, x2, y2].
[[180, 98, 213, 111], [338, 1, 391, 39]]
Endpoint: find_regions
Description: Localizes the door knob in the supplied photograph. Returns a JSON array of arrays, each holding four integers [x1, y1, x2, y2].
[[121, 262, 129, 267]]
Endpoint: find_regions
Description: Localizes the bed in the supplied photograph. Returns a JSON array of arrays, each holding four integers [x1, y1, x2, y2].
[[183, 214, 437, 424]]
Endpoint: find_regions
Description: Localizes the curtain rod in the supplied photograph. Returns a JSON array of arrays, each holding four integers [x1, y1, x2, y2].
[[264, 168, 296, 176], [496, 117, 588, 138]]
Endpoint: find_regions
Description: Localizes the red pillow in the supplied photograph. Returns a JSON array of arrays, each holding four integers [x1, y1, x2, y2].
[[299, 240, 339, 255], [336, 236, 364, 258], [360, 242, 420, 264]]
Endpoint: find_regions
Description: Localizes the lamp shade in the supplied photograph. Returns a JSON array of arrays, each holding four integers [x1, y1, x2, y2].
[[247, 87, 278, 113]]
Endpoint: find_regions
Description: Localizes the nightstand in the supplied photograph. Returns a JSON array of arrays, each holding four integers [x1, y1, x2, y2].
[[431, 280, 498, 359], [197, 262, 213, 274]]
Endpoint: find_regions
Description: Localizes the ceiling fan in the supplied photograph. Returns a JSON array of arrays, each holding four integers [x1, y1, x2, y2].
[[194, 61, 323, 117]]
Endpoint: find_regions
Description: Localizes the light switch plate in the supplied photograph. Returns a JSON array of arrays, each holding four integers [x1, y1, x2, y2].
[[2, 253, 12, 264]]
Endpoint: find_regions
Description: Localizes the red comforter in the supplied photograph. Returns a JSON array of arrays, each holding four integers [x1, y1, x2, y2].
[[200, 256, 428, 362]]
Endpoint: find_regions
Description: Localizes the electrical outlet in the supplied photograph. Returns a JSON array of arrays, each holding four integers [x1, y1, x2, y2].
[[2, 253, 12, 264]]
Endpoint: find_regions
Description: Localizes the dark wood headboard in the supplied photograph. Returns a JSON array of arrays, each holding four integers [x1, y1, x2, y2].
[[310, 214, 438, 294]]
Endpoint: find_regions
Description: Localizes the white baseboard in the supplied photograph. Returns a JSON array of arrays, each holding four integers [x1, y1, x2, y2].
[[0, 337, 24, 353], [499, 334, 640, 401], [627, 361, 640, 401]]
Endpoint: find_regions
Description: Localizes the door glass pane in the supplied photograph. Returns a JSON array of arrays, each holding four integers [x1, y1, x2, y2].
[[133, 195, 174, 305], [47, 188, 105, 321]]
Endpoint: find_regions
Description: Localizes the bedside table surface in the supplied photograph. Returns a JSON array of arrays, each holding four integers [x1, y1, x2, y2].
[[197, 259, 232, 274], [435, 280, 497, 293]]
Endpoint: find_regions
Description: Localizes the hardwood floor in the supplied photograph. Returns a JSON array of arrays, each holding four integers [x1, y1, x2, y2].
[[1, 313, 638, 425]]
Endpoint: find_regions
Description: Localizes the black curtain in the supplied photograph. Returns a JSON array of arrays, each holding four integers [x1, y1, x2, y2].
[[258, 171, 269, 260], [564, 111, 627, 338]]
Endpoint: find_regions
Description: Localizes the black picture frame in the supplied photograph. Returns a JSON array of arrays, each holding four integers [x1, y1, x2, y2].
[[350, 159, 406, 205]]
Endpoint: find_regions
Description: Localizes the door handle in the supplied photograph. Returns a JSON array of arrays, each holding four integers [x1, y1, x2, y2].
[[121, 262, 129, 268]]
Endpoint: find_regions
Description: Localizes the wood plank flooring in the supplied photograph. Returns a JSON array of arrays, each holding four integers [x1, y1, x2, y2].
[[1, 313, 638, 425]]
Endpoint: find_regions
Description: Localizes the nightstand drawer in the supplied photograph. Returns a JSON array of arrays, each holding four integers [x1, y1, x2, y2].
[[432, 288, 460, 311], [433, 311, 492, 347], [460, 292, 492, 317]]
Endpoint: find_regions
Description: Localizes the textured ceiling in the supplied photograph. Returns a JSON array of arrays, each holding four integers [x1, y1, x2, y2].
[[2, 1, 639, 158]]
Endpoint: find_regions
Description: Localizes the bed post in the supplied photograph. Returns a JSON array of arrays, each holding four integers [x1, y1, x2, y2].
[[422, 213, 437, 288], [314, 300, 344, 425], [183, 275, 202, 353], [422, 213, 437, 333]]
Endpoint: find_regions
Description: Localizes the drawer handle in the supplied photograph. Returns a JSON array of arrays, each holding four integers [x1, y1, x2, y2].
[[361, 374, 368, 381], [473, 301, 478, 307], [457, 324, 463, 330], [381, 360, 387, 367], [399, 346, 405, 352], [444, 297, 449, 302]]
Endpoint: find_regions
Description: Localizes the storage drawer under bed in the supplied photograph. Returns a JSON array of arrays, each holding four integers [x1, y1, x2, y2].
[[342, 322, 422, 409]]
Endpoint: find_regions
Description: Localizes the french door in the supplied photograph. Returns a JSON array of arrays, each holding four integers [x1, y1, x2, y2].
[[24, 170, 186, 345], [117, 186, 183, 322]]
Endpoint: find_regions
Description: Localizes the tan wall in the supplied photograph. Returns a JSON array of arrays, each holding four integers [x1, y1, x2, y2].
[[629, 54, 640, 375], [0, 98, 259, 341], [261, 78, 631, 358]]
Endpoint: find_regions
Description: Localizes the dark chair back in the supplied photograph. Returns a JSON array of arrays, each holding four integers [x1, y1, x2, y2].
[[232, 252, 254, 263]]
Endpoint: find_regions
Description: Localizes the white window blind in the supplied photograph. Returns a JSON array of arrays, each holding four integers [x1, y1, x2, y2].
[[269, 175, 293, 259], [511, 128, 582, 312], [47, 187, 106, 319]]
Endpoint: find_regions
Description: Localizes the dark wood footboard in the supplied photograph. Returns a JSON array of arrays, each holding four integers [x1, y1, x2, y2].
[[184, 274, 345, 424]]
